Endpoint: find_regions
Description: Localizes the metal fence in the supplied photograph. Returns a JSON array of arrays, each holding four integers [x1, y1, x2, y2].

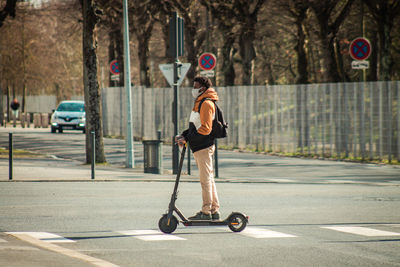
[[104, 81, 399, 161], [1, 95, 84, 113]]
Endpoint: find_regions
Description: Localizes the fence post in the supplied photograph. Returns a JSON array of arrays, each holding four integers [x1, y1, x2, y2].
[[397, 81, 400, 163], [379, 83, 383, 160], [387, 82, 392, 163], [360, 82, 366, 160], [369, 82, 374, 160]]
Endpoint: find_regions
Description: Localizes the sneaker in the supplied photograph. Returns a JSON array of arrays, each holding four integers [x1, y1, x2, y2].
[[211, 212, 220, 220], [188, 211, 212, 220]]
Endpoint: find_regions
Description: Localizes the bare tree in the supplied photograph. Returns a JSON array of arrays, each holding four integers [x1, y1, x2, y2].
[[363, 0, 400, 81], [309, 0, 355, 82], [286, 0, 309, 84], [98, 0, 124, 87], [201, 0, 266, 85], [200, 0, 237, 86], [0, 0, 17, 27], [168, 0, 207, 82], [129, 0, 159, 87], [81, 0, 106, 163]]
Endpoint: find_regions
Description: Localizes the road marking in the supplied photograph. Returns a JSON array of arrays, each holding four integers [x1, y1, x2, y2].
[[6, 232, 75, 243], [240, 227, 297, 238], [268, 179, 295, 183], [0, 238, 7, 243], [0, 246, 40, 251], [117, 230, 185, 241], [6, 232, 119, 267], [385, 224, 400, 228], [321, 226, 400, 237]]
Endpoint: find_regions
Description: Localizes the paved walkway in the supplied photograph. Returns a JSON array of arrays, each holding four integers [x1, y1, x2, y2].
[[0, 126, 399, 185]]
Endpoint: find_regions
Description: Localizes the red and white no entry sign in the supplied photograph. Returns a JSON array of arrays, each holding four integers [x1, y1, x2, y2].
[[349, 37, 371, 60], [198, 53, 216, 71]]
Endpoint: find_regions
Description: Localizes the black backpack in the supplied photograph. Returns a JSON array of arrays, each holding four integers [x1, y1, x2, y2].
[[198, 98, 228, 139]]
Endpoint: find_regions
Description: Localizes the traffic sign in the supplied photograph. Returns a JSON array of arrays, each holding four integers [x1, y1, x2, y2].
[[159, 63, 191, 87], [200, 70, 214, 77], [349, 37, 371, 60], [111, 74, 120, 81], [198, 53, 216, 71], [351, 60, 369, 69], [110, 60, 120, 75]]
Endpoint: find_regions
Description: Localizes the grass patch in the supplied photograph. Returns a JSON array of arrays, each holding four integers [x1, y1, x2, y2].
[[0, 147, 47, 158]]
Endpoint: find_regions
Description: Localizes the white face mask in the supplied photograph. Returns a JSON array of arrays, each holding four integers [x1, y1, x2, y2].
[[192, 88, 202, 99]]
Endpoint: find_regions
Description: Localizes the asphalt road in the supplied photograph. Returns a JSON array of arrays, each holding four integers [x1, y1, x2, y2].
[[0, 127, 399, 266], [0, 181, 399, 266]]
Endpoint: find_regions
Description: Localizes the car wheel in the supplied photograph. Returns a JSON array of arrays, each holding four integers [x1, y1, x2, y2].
[[58, 127, 63, 133], [51, 127, 56, 133]]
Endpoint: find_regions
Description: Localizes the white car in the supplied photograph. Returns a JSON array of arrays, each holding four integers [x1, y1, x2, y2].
[[51, 100, 86, 133]]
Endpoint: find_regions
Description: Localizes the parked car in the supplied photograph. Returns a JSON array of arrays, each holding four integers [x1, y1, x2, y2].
[[50, 100, 85, 133]]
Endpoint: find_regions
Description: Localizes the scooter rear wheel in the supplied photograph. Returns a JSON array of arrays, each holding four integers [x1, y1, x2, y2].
[[158, 214, 178, 234], [228, 213, 247, 232]]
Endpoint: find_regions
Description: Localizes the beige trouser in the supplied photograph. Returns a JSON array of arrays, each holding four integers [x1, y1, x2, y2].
[[193, 145, 220, 215]]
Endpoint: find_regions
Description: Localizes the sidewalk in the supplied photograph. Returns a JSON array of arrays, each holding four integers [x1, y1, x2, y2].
[[0, 157, 208, 183], [0, 125, 399, 185]]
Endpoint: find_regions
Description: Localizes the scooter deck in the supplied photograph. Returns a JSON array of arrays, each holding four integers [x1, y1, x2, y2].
[[181, 219, 229, 226]]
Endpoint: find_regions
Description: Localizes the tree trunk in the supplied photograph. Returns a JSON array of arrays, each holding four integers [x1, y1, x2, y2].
[[220, 33, 236, 86], [377, 17, 393, 81], [82, 0, 106, 164], [318, 33, 341, 82], [0, 87, 3, 126], [239, 29, 256, 85], [108, 30, 116, 87], [310, 0, 355, 83], [0, 0, 17, 28], [108, 27, 124, 87], [294, 8, 308, 84], [137, 33, 152, 87], [368, 29, 378, 81]]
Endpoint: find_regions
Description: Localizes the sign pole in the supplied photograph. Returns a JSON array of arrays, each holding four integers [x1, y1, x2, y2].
[[123, 0, 134, 168], [170, 12, 184, 174]]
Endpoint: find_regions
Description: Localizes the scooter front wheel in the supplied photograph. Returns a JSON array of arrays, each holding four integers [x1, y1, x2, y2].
[[158, 214, 178, 234], [228, 213, 247, 232]]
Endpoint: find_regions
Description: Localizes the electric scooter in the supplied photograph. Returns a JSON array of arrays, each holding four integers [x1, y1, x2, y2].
[[158, 144, 248, 234]]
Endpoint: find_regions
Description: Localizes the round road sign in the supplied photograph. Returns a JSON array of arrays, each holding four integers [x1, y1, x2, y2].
[[349, 37, 371, 60], [110, 60, 120, 75], [198, 53, 216, 71]]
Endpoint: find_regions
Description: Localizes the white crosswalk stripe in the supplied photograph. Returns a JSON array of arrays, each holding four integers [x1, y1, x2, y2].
[[4, 225, 399, 244], [321, 226, 400, 237], [117, 230, 186, 241], [239, 227, 297, 238], [6, 232, 75, 243]]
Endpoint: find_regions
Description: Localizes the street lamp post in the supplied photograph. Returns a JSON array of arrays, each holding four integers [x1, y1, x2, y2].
[[123, 0, 134, 168]]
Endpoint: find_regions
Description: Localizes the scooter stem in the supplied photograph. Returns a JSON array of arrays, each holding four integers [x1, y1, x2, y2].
[[167, 144, 187, 220]]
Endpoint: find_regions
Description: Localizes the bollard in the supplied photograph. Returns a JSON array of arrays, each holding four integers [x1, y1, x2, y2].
[[26, 113, 30, 128], [33, 113, 41, 128], [41, 113, 49, 128], [187, 146, 191, 175], [214, 139, 219, 178], [91, 131, 95, 180], [21, 113, 25, 128], [12, 111, 17, 128], [9, 133, 13, 180]]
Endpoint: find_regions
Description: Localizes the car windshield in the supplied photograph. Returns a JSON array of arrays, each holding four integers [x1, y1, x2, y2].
[[57, 102, 85, 112]]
